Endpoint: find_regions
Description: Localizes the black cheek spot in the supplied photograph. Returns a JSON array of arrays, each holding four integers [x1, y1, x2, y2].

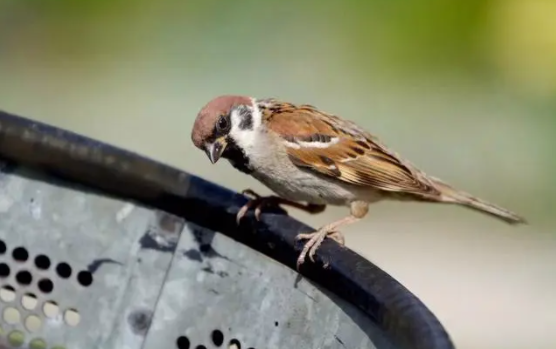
[[238, 110, 253, 130]]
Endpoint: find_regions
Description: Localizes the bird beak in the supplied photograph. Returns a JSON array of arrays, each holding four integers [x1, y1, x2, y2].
[[204, 137, 227, 164]]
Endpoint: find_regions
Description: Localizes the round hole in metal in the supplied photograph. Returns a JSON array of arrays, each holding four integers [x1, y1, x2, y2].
[[12, 247, 28, 262], [77, 270, 93, 287], [43, 301, 59, 318], [21, 293, 38, 310], [0, 263, 10, 278], [16, 270, 32, 286], [0, 285, 16, 302], [37, 278, 54, 294], [7, 330, 25, 347], [34, 255, 51, 270], [64, 308, 80, 327], [0, 240, 6, 254], [29, 338, 47, 349], [211, 330, 224, 346], [3, 307, 21, 324], [228, 339, 241, 349], [176, 336, 190, 349], [195, 346, 207, 349], [25, 315, 42, 332], [56, 262, 72, 278]]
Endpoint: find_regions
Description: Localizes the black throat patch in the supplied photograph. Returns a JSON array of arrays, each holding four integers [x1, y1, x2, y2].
[[222, 137, 253, 174]]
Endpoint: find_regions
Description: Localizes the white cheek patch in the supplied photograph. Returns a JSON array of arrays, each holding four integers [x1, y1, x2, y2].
[[229, 102, 263, 150], [249, 97, 262, 130]]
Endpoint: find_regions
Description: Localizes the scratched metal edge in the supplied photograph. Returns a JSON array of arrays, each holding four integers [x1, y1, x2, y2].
[[0, 109, 455, 349]]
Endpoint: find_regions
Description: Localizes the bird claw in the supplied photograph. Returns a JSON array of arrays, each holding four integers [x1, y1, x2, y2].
[[236, 189, 277, 224], [254, 204, 265, 221], [295, 230, 344, 270], [241, 188, 261, 200], [236, 203, 251, 225]]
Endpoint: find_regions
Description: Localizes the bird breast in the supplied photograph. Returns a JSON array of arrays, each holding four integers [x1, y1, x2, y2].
[[243, 134, 381, 206]]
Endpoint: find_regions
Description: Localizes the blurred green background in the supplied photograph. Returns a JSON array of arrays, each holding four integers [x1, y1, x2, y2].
[[1, 1, 555, 348]]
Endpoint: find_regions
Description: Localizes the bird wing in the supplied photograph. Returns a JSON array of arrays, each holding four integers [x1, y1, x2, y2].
[[262, 101, 438, 196]]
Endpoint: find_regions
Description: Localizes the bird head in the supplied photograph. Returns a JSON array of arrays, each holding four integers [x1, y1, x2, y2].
[[191, 95, 256, 164]]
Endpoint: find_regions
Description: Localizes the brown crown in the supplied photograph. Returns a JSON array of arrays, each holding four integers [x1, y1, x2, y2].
[[191, 95, 252, 148]]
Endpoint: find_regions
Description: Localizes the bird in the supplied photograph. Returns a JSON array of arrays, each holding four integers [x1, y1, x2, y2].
[[191, 95, 526, 269]]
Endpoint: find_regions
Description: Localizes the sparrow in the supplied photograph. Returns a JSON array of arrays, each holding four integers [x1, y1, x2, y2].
[[191, 95, 526, 269]]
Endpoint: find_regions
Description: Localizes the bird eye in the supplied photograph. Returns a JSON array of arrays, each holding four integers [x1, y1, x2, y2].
[[216, 115, 229, 132]]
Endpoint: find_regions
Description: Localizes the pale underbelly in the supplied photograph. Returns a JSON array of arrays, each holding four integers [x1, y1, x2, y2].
[[251, 170, 383, 206]]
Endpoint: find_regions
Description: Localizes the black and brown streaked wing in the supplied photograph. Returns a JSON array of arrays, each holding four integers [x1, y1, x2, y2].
[[262, 102, 438, 196]]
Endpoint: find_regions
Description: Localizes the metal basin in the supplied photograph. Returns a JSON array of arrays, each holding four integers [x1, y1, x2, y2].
[[0, 110, 454, 349]]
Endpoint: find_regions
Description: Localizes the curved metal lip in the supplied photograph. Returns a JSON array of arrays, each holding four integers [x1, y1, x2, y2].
[[0, 109, 455, 349]]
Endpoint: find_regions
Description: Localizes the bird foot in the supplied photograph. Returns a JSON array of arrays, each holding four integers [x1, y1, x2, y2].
[[295, 229, 345, 269], [236, 189, 283, 224], [236, 189, 326, 224]]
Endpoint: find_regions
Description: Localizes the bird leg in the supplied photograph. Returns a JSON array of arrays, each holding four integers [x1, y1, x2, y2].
[[295, 201, 369, 269], [236, 188, 326, 224]]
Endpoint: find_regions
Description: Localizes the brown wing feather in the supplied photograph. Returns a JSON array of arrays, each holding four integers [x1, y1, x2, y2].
[[261, 101, 439, 197]]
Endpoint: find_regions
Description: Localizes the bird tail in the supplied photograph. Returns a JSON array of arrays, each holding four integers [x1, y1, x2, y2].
[[429, 177, 526, 225]]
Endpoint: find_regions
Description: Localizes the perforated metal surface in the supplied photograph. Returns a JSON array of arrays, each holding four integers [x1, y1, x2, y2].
[[0, 163, 396, 348], [0, 109, 455, 349], [0, 164, 177, 348]]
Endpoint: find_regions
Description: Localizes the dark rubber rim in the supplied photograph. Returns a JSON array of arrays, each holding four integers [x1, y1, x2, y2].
[[0, 109, 455, 349]]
